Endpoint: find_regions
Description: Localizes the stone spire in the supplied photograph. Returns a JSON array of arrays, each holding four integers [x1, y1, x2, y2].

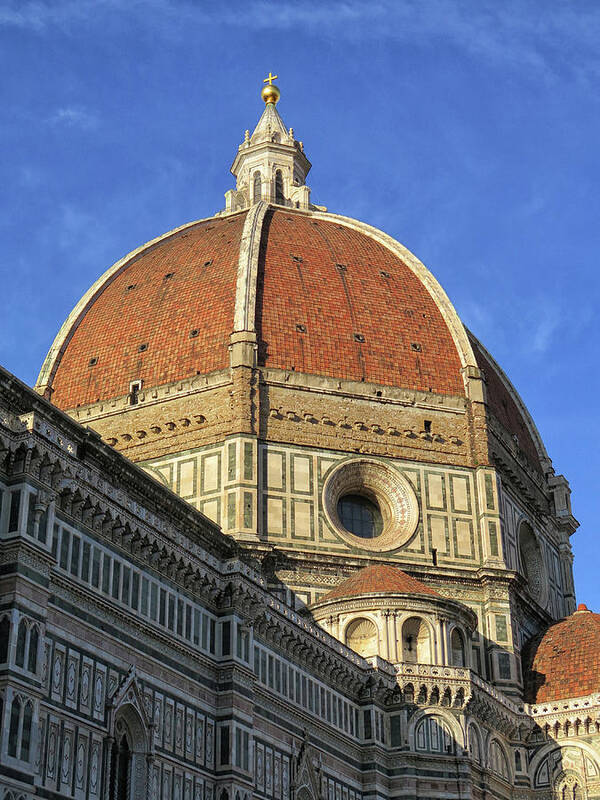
[[224, 75, 318, 213]]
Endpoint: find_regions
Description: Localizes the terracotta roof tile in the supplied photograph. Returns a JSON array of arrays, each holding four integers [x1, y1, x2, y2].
[[50, 213, 247, 408], [318, 564, 439, 603], [523, 606, 600, 703], [48, 208, 466, 409], [256, 210, 464, 394]]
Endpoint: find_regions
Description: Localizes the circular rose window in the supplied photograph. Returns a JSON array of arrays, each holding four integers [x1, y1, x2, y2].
[[322, 459, 419, 551]]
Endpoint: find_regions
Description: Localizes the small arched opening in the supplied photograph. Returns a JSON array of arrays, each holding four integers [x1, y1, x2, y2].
[[401, 617, 432, 664], [519, 521, 546, 603], [489, 739, 511, 782], [297, 788, 314, 800], [450, 628, 466, 667], [109, 705, 149, 800], [555, 772, 586, 800], [414, 715, 454, 754], [253, 172, 262, 203], [468, 724, 481, 763], [275, 170, 284, 204], [0, 616, 10, 663], [345, 617, 378, 657]]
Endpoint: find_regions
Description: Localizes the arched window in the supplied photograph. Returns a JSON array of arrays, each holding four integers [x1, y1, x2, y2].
[[109, 705, 150, 799], [414, 716, 454, 754], [401, 617, 432, 664], [450, 628, 465, 666], [489, 739, 510, 780], [37, 501, 49, 544], [468, 724, 481, 763], [7, 696, 33, 761], [275, 170, 284, 204], [253, 172, 262, 203], [345, 618, 378, 657], [519, 521, 545, 602], [27, 626, 38, 673], [14, 619, 38, 674], [21, 702, 33, 762], [109, 734, 132, 800], [555, 773, 585, 800], [15, 620, 27, 668], [0, 616, 10, 662], [8, 697, 20, 757]]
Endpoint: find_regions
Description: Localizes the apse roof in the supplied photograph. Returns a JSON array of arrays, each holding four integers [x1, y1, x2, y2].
[[318, 563, 440, 603]]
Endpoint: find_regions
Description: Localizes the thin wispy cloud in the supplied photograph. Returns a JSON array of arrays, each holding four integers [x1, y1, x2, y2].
[[47, 106, 97, 130], [529, 305, 560, 354], [4, 1, 600, 84]]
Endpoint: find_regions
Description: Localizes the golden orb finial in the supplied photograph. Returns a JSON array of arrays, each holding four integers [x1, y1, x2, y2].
[[261, 72, 280, 105]]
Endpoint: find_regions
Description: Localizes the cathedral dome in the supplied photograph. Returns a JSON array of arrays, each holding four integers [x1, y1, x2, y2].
[[523, 606, 600, 704], [38, 206, 466, 409], [35, 88, 551, 482]]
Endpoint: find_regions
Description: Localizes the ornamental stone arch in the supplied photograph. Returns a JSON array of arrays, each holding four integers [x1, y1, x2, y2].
[[448, 622, 468, 668], [517, 516, 548, 606], [342, 614, 381, 658], [467, 720, 483, 764], [532, 743, 600, 791], [408, 708, 465, 753], [554, 770, 587, 800], [399, 614, 437, 664], [487, 736, 512, 783], [106, 667, 154, 800], [292, 738, 320, 800]]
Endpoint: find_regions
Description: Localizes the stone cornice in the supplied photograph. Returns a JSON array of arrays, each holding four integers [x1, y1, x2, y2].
[[261, 368, 467, 413], [65, 369, 232, 425], [310, 592, 477, 632]]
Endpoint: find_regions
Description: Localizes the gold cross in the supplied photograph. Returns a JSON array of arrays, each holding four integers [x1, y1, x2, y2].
[[263, 72, 278, 85]]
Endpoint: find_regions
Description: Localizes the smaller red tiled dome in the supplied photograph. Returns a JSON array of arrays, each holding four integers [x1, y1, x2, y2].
[[523, 606, 600, 703], [318, 564, 439, 603]]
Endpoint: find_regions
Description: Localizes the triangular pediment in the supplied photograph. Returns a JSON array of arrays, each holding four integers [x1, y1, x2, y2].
[[109, 665, 152, 731], [292, 736, 322, 800]]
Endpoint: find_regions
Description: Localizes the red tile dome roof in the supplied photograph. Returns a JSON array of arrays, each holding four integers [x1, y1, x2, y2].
[[39, 207, 467, 409], [255, 210, 464, 392], [318, 564, 440, 603], [523, 606, 600, 703], [43, 213, 248, 409]]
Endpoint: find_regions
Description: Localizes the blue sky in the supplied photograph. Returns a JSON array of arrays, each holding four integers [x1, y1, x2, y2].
[[1, 0, 598, 607]]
